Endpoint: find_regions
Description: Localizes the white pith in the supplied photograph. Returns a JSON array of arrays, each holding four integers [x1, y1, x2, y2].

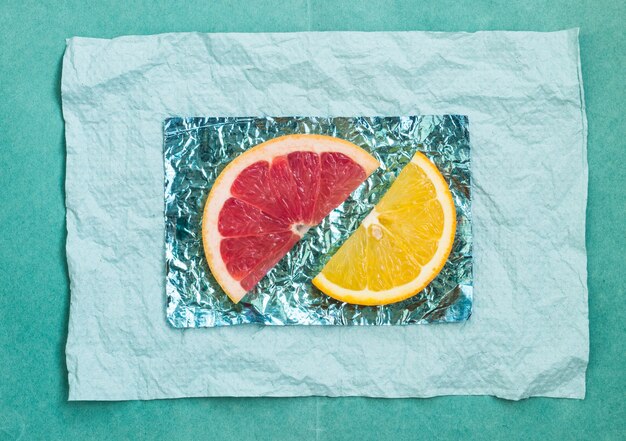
[[313, 152, 457, 305], [291, 224, 312, 236], [202, 135, 379, 303]]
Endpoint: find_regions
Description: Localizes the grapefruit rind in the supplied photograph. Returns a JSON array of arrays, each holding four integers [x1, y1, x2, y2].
[[202, 134, 379, 303], [312, 151, 456, 306]]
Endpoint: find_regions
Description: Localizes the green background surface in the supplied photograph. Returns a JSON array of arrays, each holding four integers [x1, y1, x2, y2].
[[1, 0, 624, 439]]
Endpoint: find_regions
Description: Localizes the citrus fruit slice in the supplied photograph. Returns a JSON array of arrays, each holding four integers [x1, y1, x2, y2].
[[312, 151, 456, 306], [202, 134, 379, 303]]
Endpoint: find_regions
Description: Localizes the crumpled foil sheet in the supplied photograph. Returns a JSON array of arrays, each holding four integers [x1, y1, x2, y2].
[[164, 116, 472, 327]]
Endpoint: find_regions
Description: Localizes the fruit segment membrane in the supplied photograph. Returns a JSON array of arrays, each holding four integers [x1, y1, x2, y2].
[[218, 151, 367, 291]]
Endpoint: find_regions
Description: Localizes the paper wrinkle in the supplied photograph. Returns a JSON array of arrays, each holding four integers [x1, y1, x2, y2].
[[63, 30, 588, 400]]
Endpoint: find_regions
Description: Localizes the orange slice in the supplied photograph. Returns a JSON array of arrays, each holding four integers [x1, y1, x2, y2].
[[312, 151, 456, 305], [202, 134, 379, 303]]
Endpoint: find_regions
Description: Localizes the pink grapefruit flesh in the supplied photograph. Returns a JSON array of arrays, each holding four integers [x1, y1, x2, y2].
[[202, 134, 379, 303]]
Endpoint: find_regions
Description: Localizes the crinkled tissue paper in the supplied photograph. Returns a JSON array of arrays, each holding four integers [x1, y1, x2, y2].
[[63, 30, 588, 400]]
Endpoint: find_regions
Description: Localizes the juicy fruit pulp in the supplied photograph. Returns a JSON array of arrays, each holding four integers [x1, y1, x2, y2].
[[313, 151, 456, 306], [219, 151, 367, 291], [202, 135, 379, 303]]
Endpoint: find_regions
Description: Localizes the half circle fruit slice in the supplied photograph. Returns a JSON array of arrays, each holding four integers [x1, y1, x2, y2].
[[313, 151, 457, 306], [202, 134, 379, 303]]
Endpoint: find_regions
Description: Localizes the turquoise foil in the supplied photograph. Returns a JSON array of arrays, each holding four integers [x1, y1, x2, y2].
[[164, 116, 472, 327]]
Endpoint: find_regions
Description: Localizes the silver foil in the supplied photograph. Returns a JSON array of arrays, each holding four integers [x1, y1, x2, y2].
[[164, 116, 472, 327]]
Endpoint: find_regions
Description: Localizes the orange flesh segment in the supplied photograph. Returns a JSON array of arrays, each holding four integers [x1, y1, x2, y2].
[[313, 152, 456, 305]]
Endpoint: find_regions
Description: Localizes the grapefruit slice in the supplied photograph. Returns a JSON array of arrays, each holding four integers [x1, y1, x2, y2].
[[202, 134, 379, 303], [312, 151, 456, 305]]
